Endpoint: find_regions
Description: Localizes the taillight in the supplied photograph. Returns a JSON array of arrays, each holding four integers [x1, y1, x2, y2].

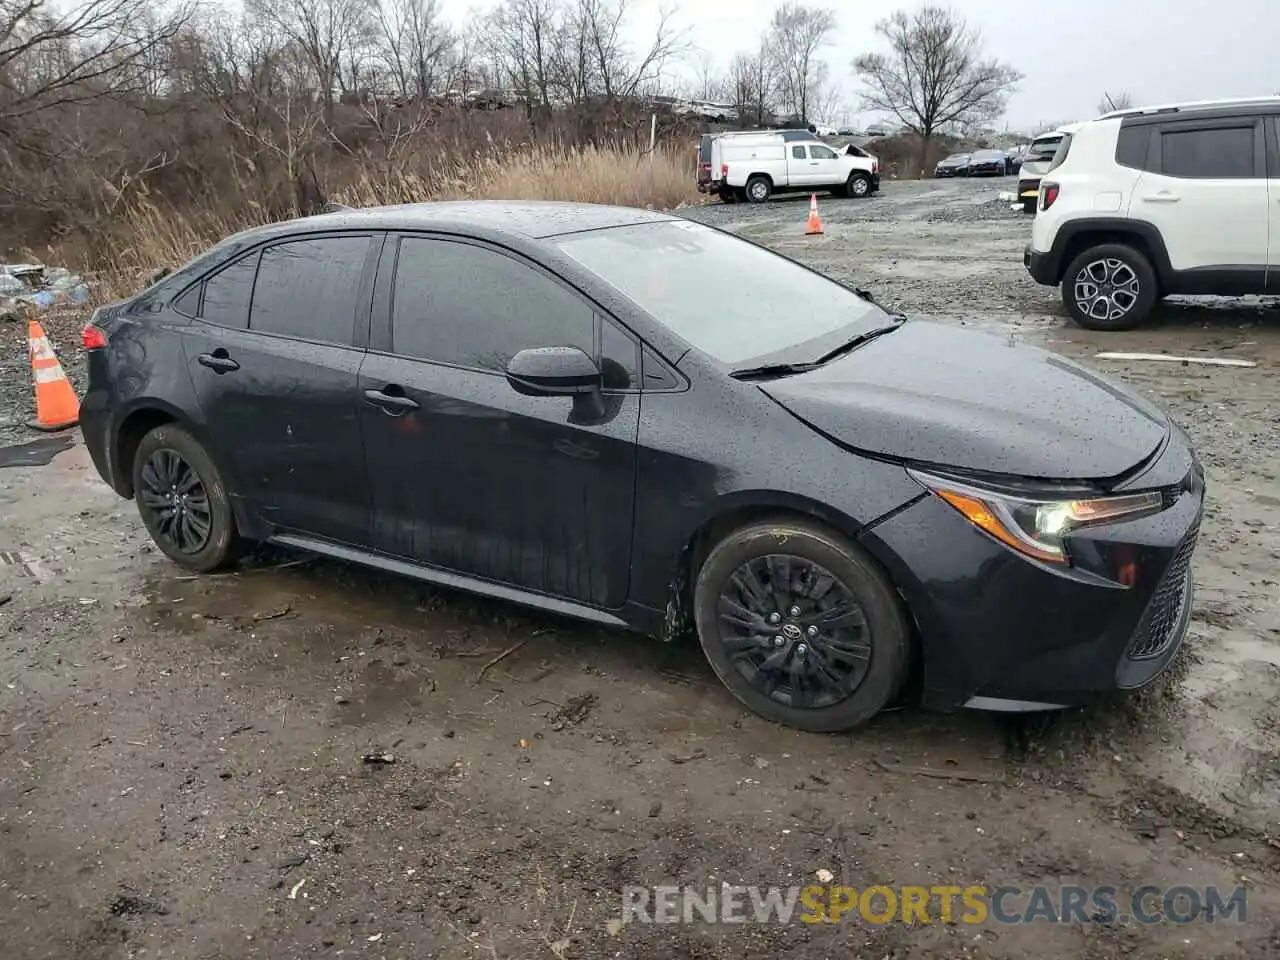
[[1041, 183, 1060, 211], [720, 163, 728, 177], [82, 324, 108, 350]]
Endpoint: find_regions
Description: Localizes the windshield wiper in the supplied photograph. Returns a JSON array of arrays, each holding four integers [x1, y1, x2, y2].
[[728, 362, 821, 382], [810, 317, 906, 366], [729, 316, 906, 382]]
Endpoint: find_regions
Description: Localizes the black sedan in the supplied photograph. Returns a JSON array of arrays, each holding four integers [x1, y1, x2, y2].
[[967, 149, 1010, 176], [934, 153, 970, 177], [79, 202, 1204, 732]]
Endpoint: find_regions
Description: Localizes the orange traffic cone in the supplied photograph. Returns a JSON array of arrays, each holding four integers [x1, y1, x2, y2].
[[805, 193, 824, 235], [27, 319, 80, 432]]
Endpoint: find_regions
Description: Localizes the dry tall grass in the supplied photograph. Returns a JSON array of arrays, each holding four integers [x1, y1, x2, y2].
[[68, 143, 701, 302]]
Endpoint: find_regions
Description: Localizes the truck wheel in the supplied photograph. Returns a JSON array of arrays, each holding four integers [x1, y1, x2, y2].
[[847, 173, 871, 199], [745, 176, 771, 203]]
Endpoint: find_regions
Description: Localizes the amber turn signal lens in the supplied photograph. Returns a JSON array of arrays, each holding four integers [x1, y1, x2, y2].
[[936, 489, 1066, 564]]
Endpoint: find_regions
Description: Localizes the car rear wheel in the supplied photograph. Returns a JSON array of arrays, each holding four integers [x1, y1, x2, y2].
[[132, 424, 241, 572], [693, 519, 910, 732], [1061, 243, 1157, 331], [745, 175, 772, 203], [847, 172, 871, 199]]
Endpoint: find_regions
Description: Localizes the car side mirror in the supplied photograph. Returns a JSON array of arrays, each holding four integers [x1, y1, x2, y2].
[[506, 346, 601, 397]]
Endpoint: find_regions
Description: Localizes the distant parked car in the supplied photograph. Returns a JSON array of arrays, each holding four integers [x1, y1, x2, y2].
[[934, 153, 970, 177], [967, 150, 1009, 177]]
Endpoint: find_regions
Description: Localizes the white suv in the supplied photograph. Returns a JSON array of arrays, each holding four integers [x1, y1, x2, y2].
[[1024, 97, 1280, 330]]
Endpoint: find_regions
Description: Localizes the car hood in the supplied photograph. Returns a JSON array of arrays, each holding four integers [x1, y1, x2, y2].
[[760, 321, 1170, 481]]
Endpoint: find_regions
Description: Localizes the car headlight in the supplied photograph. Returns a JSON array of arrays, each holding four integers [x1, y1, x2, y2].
[[908, 469, 1164, 564]]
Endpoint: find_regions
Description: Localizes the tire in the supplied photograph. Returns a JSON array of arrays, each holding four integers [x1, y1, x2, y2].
[[131, 423, 241, 572], [745, 175, 771, 203], [846, 172, 871, 199], [693, 518, 910, 732], [1061, 243, 1157, 331]]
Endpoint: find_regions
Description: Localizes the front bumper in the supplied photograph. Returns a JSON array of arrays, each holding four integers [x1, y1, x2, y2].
[[860, 443, 1205, 711], [935, 168, 964, 178]]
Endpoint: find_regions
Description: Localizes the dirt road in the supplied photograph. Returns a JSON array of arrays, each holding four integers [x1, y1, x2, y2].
[[1, 179, 1278, 959]]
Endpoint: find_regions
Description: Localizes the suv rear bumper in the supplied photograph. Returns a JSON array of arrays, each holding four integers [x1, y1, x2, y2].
[[1024, 244, 1059, 286]]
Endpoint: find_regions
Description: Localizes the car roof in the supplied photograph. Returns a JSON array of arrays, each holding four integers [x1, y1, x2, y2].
[[233, 201, 678, 243], [1098, 95, 1280, 121]]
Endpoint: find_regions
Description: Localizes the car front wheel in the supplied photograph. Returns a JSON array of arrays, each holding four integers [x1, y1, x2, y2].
[[132, 424, 241, 572], [693, 519, 910, 732], [1061, 243, 1157, 331]]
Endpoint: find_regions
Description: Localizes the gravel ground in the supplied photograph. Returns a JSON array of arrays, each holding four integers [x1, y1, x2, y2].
[[1, 178, 1279, 959]]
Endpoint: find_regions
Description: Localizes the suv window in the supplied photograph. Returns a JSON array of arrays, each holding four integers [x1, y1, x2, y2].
[[249, 236, 370, 344], [391, 238, 594, 372], [1159, 125, 1256, 179], [810, 145, 836, 160], [1025, 136, 1062, 164], [196, 252, 259, 329]]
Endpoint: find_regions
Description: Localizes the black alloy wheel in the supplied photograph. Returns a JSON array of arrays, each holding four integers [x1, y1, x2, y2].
[[717, 554, 872, 709], [137, 448, 213, 555], [131, 423, 242, 572], [693, 519, 909, 732]]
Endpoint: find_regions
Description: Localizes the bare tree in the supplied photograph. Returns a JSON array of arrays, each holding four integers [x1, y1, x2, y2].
[[853, 5, 1022, 175], [767, 2, 834, 123], [1097, 90, 1134, 114], [0, 0, 194, 133], [487, 0, 560, 115], [246, 0, 376, 112]]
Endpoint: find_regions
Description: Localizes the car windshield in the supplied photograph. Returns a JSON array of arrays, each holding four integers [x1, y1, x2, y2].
[[555, 220, 886, 365], [943, 154, 968, 162]]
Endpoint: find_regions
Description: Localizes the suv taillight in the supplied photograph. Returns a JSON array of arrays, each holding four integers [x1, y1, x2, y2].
[[82, 324, 108, 350], [1041, 183, 1060, 211]]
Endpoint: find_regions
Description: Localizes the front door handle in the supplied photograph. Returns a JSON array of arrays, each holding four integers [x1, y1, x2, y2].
[[363, 387, 420, 413], [197, 349, 239, 373]]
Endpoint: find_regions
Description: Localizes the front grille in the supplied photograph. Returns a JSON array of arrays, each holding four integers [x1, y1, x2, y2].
[[1125, 522, 1199, 660]]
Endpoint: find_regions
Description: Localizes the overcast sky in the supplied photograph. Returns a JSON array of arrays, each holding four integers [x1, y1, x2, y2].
[[441, 0, 1280, 134]]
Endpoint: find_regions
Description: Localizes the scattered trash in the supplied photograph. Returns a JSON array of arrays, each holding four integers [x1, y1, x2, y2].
[[647, 800, 662, 817], [604, 918, 624, 936], [997, 190, 1017, 202], [0, 261, 91, 314], [815, 868, 835, 883], [1094, 352, 1256, 368], [518, 738, 530, 748], [0, 594, 10, 608], [362, 751, 397, 765], [367, 933, 384, 943], [287, 877, 308, 900]]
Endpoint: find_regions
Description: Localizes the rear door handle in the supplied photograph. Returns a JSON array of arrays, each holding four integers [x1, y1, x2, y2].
[[363, 387, 420, 413], [1142, 192, 1181, 202], [197, 350, 239, 373]]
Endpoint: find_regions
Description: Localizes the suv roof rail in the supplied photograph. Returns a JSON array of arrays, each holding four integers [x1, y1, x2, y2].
[[1099, 95, 1280, 120]]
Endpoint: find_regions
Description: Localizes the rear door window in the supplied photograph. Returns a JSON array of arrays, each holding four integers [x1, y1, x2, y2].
[[1158, 124, 1257, 179], [249, 236, 371, 345]]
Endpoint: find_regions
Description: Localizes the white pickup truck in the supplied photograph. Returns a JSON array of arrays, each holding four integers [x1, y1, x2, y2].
[[713, 132, 880, 203]]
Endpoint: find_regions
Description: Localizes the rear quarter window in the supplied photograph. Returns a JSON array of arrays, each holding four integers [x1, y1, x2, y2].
[[1115, 124, 1151, 170]]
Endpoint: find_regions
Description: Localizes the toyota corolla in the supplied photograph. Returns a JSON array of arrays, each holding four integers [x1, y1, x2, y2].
[[79, 202, 1204, 732]]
